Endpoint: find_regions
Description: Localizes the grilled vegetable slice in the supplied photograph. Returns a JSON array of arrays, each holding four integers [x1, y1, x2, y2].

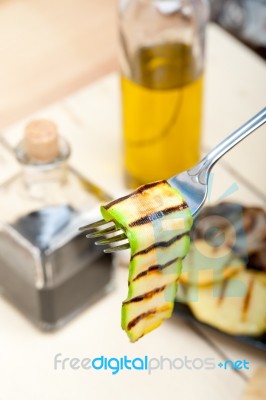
[[179, 240, 245, 286], [184, 270, 266, 335], [101, 180, 193, 342]]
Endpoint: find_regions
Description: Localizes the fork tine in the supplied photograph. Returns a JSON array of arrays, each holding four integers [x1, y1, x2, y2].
[[95, 233, 127, 245], [86, 225, 119, 238], [104, 243, 130, 253], [79, 219, 111, 232], [80, 218, 130, 253]]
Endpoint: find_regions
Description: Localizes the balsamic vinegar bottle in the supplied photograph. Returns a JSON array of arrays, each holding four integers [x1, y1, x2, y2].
[[0, 120, 113, 329]]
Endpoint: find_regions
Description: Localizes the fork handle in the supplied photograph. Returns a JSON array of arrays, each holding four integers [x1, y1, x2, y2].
[[188, 107, 266, 184]]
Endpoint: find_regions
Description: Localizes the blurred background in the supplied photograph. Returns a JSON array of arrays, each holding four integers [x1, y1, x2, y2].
[[0, 1, 265, 399], [0, 0, 265, 131]]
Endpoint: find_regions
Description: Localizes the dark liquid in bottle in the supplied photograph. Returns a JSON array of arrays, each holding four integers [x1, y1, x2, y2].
[[0, 206, 112, 329]]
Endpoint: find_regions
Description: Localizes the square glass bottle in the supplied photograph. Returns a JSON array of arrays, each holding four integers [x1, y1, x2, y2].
[[0, 120, 113, 330]]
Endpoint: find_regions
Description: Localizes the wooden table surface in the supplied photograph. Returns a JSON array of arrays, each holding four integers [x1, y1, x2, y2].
[[0, 2, 265, 399], [0, 0, 117, 130]]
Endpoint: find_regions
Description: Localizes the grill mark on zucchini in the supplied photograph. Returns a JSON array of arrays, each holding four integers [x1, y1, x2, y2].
[[241, 276, 254, 321], [133, 256, 180, 281], [129, 203, 188, 227], [104, 181, 165, 209], [123, 285, 166, 305], [217, 279, 229, 306], [131, 232, 189, 259], [127, 305, 172, 330]]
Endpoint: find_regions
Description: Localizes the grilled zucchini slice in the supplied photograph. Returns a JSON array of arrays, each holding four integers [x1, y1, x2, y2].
[[185, 270, 266, 336], [101, 180, 192, 342], [179, 240, 245, 286]]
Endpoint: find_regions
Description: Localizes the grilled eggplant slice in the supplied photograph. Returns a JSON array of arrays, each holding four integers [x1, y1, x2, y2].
[[101, 180, 193, 342]]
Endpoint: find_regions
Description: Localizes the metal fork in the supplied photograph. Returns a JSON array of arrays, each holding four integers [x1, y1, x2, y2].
[[80, 107, 266, 253]]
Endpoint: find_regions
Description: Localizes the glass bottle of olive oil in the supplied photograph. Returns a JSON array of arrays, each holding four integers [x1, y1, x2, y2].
[[119, 0, 209, 188]]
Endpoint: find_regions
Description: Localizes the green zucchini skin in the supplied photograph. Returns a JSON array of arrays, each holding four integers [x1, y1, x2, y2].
[[101, 180, 193, 342]]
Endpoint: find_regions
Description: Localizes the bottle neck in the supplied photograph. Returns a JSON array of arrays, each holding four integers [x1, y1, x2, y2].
[[15, 137, 71, 202]]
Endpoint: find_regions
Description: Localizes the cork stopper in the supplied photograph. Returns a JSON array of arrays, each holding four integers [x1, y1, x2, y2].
[[24, 119, 59, 162]]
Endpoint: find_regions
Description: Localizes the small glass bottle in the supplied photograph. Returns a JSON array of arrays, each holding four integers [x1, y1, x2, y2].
[[119, 0, 209, 188], [0, 120, 113, 330]]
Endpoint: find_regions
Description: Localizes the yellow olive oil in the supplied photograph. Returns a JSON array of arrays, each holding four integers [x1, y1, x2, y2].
[[121, 42, 203, 188]]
